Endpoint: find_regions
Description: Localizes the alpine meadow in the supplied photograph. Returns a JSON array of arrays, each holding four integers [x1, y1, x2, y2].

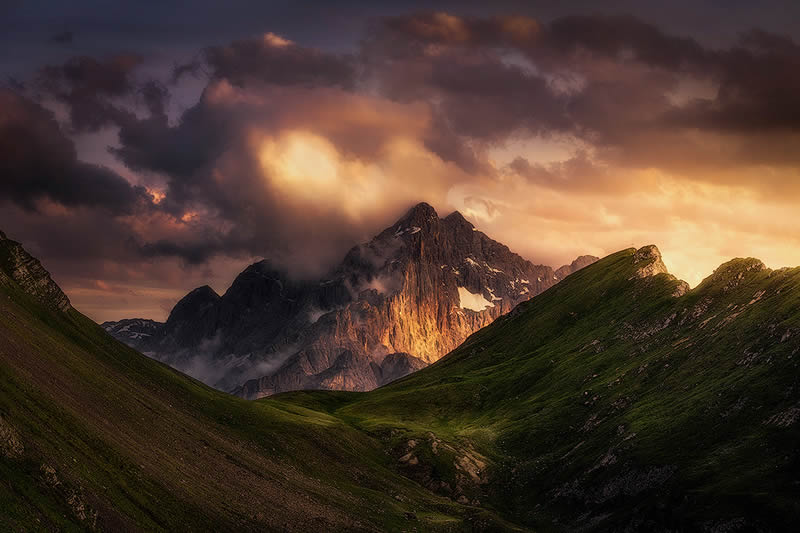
[[2, 2, 800, 531]]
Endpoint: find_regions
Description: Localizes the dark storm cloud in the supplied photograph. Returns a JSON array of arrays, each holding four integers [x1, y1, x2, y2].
[[5, 77, 25, 92], [362, 44, 568, 172], [111, 88, 236, 189], [541, 14, 708, 70], [100, 35, 369, 268], [368, 12, 800, 174], [379, 12, 708, 69], [204, 34, 356, 88], [109, 90, 383, 272], [140, 238, 231, 265], [170, 58, 206, 84], [36, 54, 142, 132], [664, 29, 800, 133], [0, 89, 150, 213], [107, 33, 356, 185], [139, 80, 169, 118]]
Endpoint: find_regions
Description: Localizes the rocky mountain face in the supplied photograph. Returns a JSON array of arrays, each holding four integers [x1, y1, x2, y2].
[[108, 204, 597, 396], [100, 319, 163, 351], [0, 230, 71, 312]]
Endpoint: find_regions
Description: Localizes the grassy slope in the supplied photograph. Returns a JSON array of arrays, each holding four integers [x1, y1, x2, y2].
[[4, 243, 800, 531], [0, 271, 516, 531], [280, 249, 800, 531]]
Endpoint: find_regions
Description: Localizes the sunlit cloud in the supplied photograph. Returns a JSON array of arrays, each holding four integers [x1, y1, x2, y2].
[[5, 10, 800, 322]]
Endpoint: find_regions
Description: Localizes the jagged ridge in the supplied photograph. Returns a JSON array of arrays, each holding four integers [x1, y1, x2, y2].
[[109, 203, 598, 396]]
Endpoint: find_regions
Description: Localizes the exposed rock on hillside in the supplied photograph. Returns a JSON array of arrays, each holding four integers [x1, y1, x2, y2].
[[0, 230, 71, 312], [631, 244, 690, 296]]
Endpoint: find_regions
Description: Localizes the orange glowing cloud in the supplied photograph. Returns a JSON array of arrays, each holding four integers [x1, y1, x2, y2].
[[10, 12, 800, 324]]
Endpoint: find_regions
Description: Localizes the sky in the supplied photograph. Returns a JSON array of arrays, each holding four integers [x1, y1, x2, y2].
[[2, 1, 800, 322]]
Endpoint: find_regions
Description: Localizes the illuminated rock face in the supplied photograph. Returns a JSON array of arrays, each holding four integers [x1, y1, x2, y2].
[[107, 203, 597, 396]]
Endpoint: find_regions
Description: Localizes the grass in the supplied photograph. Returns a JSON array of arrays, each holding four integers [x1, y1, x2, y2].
[[3, 242, 800, 530], [266, 249, 800, 530], [0, 269, 510, 531]]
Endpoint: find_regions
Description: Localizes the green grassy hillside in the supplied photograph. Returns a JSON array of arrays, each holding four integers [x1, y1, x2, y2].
[[278, 247, 800, 531], [3, 234, 800, 531], [0, 237, 512, 531]]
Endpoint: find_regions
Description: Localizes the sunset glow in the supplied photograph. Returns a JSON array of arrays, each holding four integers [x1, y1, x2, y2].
[[3, 5, 800, 321]]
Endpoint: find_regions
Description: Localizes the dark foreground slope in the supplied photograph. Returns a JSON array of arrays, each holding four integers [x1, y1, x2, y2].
[[278, 246, 800, 531], [0, 234, 514, 531], [4, 228, 800, 531]]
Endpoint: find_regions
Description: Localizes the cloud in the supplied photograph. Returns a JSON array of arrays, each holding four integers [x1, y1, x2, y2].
[[36, 54, 143, 132], [0, 89, 150, 213], [541, 14, 708, 70], [204, 32, 355, 88], [6, 10, 800, 323], [663, 29, 800, 134], [369, 13, 800, 178], [105, 75, 464, 273]]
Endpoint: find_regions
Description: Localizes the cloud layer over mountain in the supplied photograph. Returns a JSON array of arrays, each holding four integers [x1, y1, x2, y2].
[[3, 4, 800, 320]]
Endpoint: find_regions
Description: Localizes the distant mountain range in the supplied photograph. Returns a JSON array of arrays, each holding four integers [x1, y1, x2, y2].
[[3, 228, 799, 531], [103, 203, 597, 396]]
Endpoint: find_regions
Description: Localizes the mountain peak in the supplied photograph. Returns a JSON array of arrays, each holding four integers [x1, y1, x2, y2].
[[169, 285, 220, 314], [191, 285, 220, 298], [632, 244, 669, 278], [248, 259, 289, 278], [629, 245, 690, 296], [555, 254, 600, 280], [396, 202, 439, 225], [443, 210, 473, 229], [163, 285, 220, 332], [704, 257, 768, 289]]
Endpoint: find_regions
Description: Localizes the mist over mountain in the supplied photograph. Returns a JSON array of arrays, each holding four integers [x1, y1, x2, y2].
[[105, 203, 597, 395]]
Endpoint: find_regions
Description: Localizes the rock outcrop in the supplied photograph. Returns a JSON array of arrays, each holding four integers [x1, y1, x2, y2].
[[630, 244, 690, 297], [0, 230, 71, 312], [631, 244, 669, 278]]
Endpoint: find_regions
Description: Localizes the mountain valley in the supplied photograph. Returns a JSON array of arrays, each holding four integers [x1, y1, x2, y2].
[[3, 229, 799, 531]]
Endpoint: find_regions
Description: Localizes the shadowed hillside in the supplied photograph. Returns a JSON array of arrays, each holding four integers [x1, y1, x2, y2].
[[276, 246, 800, 531], [0, 232, 513, 531], [3, 230, 800, 531]]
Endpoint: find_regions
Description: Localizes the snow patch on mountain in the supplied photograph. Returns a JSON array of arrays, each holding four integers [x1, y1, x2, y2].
[[457, 287, 495, 311], [394, 225, 422, 237]]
